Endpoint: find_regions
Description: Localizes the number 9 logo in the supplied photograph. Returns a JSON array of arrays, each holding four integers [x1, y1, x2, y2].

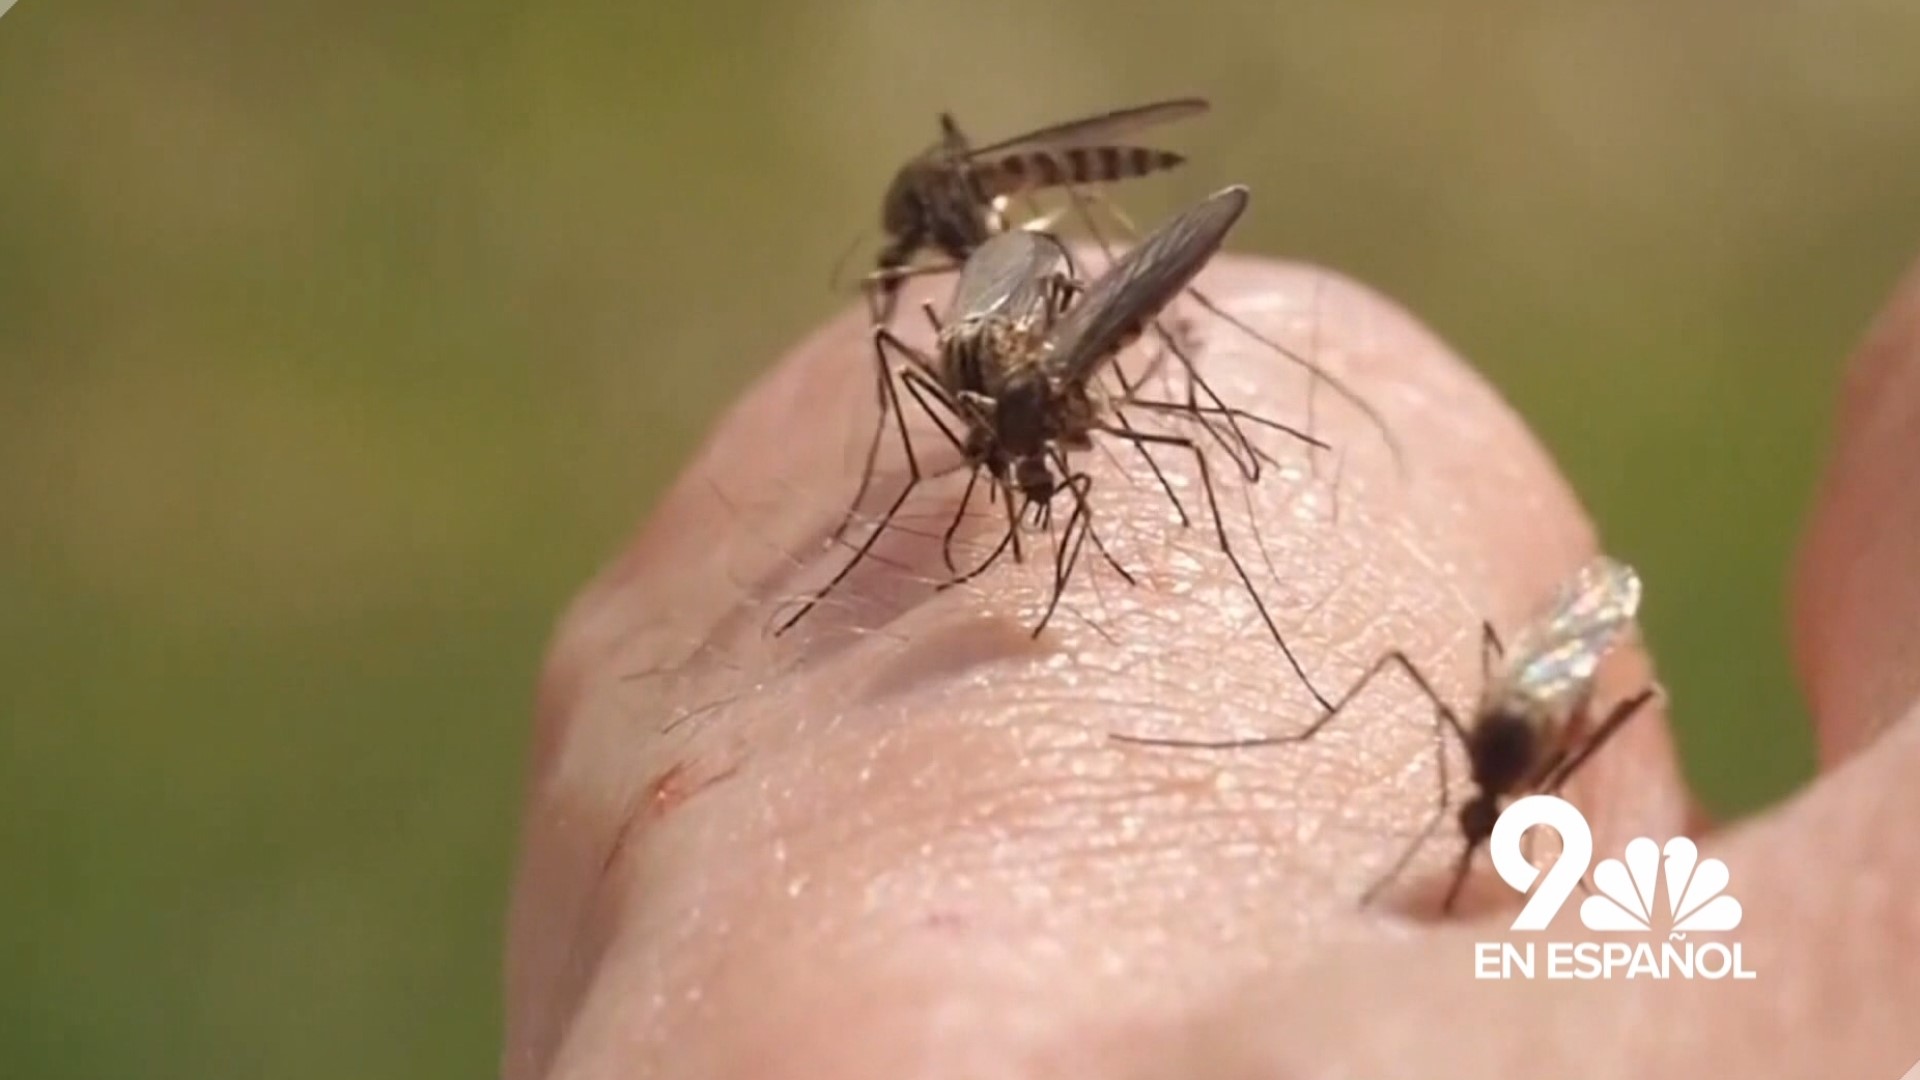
[[1489, 795, 1593, 930]]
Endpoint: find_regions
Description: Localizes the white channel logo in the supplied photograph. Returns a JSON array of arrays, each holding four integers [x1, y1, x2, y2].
[[1474, 795, 1757, 980]]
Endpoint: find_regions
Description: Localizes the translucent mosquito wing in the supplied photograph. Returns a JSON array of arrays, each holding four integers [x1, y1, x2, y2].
[[1044, 185, 1249, 387], [942, 229, 1067, 325], [962, 98, 1210, 158], [1495, 556, 1644, 715]]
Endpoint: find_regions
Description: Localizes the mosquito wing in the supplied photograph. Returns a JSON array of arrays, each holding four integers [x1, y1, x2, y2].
[[1043, 185, 1249, 387], [962, 98, 1209, 157], [941, 228, 1068, 326], [960, 99, 1205, 197], [1493, 556, 1644, 716]]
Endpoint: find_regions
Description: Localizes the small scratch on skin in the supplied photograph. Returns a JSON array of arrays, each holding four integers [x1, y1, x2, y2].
[[646, 757, 744, 822], [921, 910, 970, 934], [598, 756, 746, 877]]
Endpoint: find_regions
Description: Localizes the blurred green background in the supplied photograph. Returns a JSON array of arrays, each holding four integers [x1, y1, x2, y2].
[[3, 1, 1916, 1075]]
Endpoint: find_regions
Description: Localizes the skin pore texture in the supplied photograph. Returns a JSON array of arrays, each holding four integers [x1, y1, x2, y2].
[[505, 254, 1920, 1079]]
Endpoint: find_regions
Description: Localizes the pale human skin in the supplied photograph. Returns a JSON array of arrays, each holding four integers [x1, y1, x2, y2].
[[504, 253, 1920, 1079]]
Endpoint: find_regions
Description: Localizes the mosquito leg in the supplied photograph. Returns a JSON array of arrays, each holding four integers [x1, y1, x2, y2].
[[896, 362, 969, 457], [1107, 408, 1190, 527], [939, 466, 982, 576], [867, 245, 910, 326], [1069, 479, 1136, 588], [1033, 484, 1090, 638], [1016, 193, 1049, 232], [1078, 185, 1399, 479], [1044, 269, 1086, 313], [1002, 481, 1027, 566], [936, 484, 1020, 592], [1181, 280, 1408, 478], [1480, 621, 1505, 684], [868, 258, 968, 291], [1304, 273, 1326, 480], [865, 258, 966, 297], [1078, 185, 1142, 239], [1083, 515, 1133, 586], [1542, 686, 1661, 795], [1233, 457, 1287, 613], [1044, 449, 1134, 589], [1124, 398, 1332, 456], [1440, 838, 1483, 915], [1030, 469, 1138, 638], [837, 389, 888, 549], [1111, 646, 1470, 750], [1362, 699, 1458, 909], [1183, 353, 1266, 482], [1090, 425, 1335, 710], [1519, 686, 1660, 901], [827, 327, 934, 553], [919, 300, 947, 337], [1013, 204, 1070, 235], [1137, 321, 1262, 481], [1087, 185, 1402, 477], [775, 338, 929, 635], [775, 356, 978, 634], [1063, 182, 1124, 272]]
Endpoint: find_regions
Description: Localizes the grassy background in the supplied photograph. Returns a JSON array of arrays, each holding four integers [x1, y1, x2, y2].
[[4, 2, 1917, 1076]]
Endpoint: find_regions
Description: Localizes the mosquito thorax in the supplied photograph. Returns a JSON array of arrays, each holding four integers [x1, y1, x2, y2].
[[878, 158, 947, 238], [931, 173, 994, 257], [939, 318, 1040, 396], [994, 376, 1055, 457], [877, 165, 974, 261], [1465, 708, 1540, 794], [937, 319, 997, 398]]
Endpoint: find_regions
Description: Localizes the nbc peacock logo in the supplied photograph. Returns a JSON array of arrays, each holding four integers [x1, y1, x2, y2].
[[1579, 836, 1743, 933], [1473, 795, 1758, 981]]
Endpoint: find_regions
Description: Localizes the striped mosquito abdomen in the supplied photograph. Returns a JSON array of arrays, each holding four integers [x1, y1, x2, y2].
[[976, 146, 1186, 196], [863, 100, 1207, 325]]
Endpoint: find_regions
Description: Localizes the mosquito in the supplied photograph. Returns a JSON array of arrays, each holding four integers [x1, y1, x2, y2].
[[849, 100, 1401, 529], [784, 186, 1336, 706], [1112, 555, 1661, 913], [783, 221, 1109, 639], [866, 98, 1206, 325], [848, 99, 1280, 522]]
